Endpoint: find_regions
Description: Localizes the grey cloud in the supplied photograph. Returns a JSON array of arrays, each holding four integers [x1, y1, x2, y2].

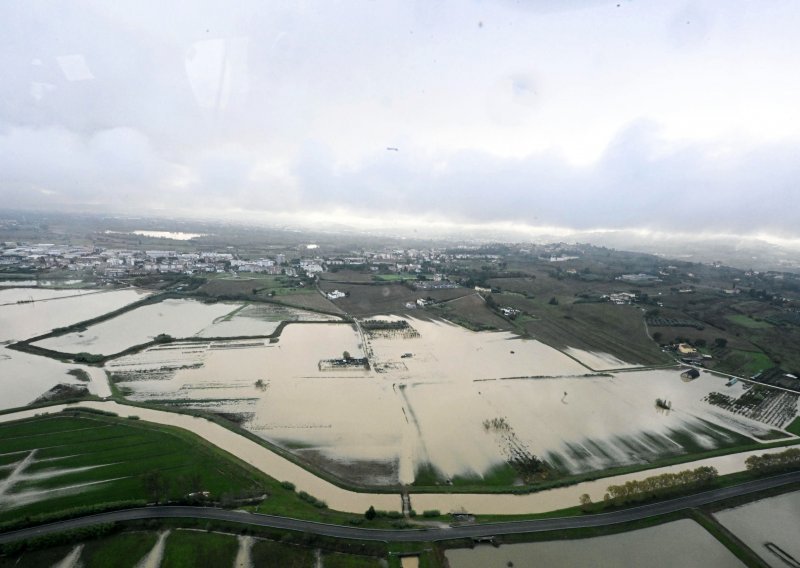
[[290, 122, 800, 234], [1, 0, 799, 240]]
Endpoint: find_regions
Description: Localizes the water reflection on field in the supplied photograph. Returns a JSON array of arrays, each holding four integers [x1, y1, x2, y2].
[[112, 317, 785, 486], [0, 288, 147, 342], [35, 299, 235, 355], [715, 491, 800, 568], [445, 519, 744, 568]]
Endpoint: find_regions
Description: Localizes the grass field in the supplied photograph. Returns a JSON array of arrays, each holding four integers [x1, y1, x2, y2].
[[199, 274, 315, 296], [717, 349, 774, 377], [161, 530, 238, 568], [274, 291, 345, 314], [251, 538, 316, 567], [79, 531, 158, 567], [427, 293, 509, 331], [787, 417, 800, 437], [317, 281, 470, 316], [323, 551, 385, 567], [0, 528, 387, 568], [0, 412, 375, 529], [0, 543, 77, 567], [0, 414, 267, 524], [372, 273, 417, 282], [516, 300, 669, 366], [726, 314, 774, 329]]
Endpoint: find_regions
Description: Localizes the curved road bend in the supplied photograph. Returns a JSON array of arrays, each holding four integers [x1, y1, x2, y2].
[[1, 471, 798, 544]]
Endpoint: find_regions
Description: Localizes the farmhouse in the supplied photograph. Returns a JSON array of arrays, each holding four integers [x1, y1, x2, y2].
[[681, 368, 700, 380]]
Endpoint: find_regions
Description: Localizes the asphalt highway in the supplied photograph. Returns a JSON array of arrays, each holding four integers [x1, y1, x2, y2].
[[1, 471, 798, 544]]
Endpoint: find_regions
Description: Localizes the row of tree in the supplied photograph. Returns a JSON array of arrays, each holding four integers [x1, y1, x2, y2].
[[745, 448, 800, 474], [580, 465, 719, 510]]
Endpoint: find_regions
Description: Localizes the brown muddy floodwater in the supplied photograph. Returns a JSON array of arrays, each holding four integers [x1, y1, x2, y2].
[[0, 401, 793, 515], [0, 401, 399, 513], [112, 317, 789, 487], [714, 490, 800, 568], [445, 519, 744, 567], [564, 346, 642, 370], [0, 347, 111, 409], [0, 287, 150, 408], [35, 298, 236, 355], [0, 288, 148, 342]]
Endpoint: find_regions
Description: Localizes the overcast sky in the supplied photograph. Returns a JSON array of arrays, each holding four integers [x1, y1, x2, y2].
[[2, 0, 800, 242]]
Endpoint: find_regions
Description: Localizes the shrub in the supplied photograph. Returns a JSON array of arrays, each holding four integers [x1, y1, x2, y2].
[[74, 352, 104, 364]]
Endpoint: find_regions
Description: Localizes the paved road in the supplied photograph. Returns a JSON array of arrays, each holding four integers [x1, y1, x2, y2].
[[1, 472, 798, 544]]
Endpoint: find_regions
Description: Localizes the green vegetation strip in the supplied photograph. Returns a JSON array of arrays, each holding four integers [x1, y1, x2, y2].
[[0, 412, 377, 532]]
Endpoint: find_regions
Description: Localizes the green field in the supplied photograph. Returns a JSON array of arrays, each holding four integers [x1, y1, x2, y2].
[[719, 349, 774, 377], [251, 538, 316, 567], [0, 544, 78, 568], [79, 531, 158, 568], [200, 274, 315, 298], [0, 412, 374, 529], [726, 314, 774, 329], [428, 293, 509, 331], [0, 526, 388, 568], [323, 551, 384, 567], [161, 530, 238, 568], [372, 273, 417, 282], [787, 417, 800, 437], [0, 414, 266, 524], [518, 301, 669, 366]]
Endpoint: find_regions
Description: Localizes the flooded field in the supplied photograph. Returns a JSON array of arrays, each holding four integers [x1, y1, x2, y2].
[[714, 491, 800, 568], [35, 299, 339, 355], [445, 519, 743, 567], [564, 347, 641, 370], [109, 316, 789, 486], [0, 287, 95, 307], [1, 400, 794, 515], [34, 299, 236, 355], [0, 288, 147, 342], [0, 288, 151, 409], [0, 401, 400, 514], [197, 303, 337, 338], [0, 280, 84, 288], [0, 347, 96, 410]]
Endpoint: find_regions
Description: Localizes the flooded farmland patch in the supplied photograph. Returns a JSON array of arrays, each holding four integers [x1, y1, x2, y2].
[[564, 346, 642, 370], [0, 288, 149, 342], [35, 299, 341, 355], [107, 315, 790, 487], [34, 299, 236, 355], [445, 519, 744, 567], [714, 490, 800, 568], [197, 303, 338, 338], [0, 346, 103, 410]]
